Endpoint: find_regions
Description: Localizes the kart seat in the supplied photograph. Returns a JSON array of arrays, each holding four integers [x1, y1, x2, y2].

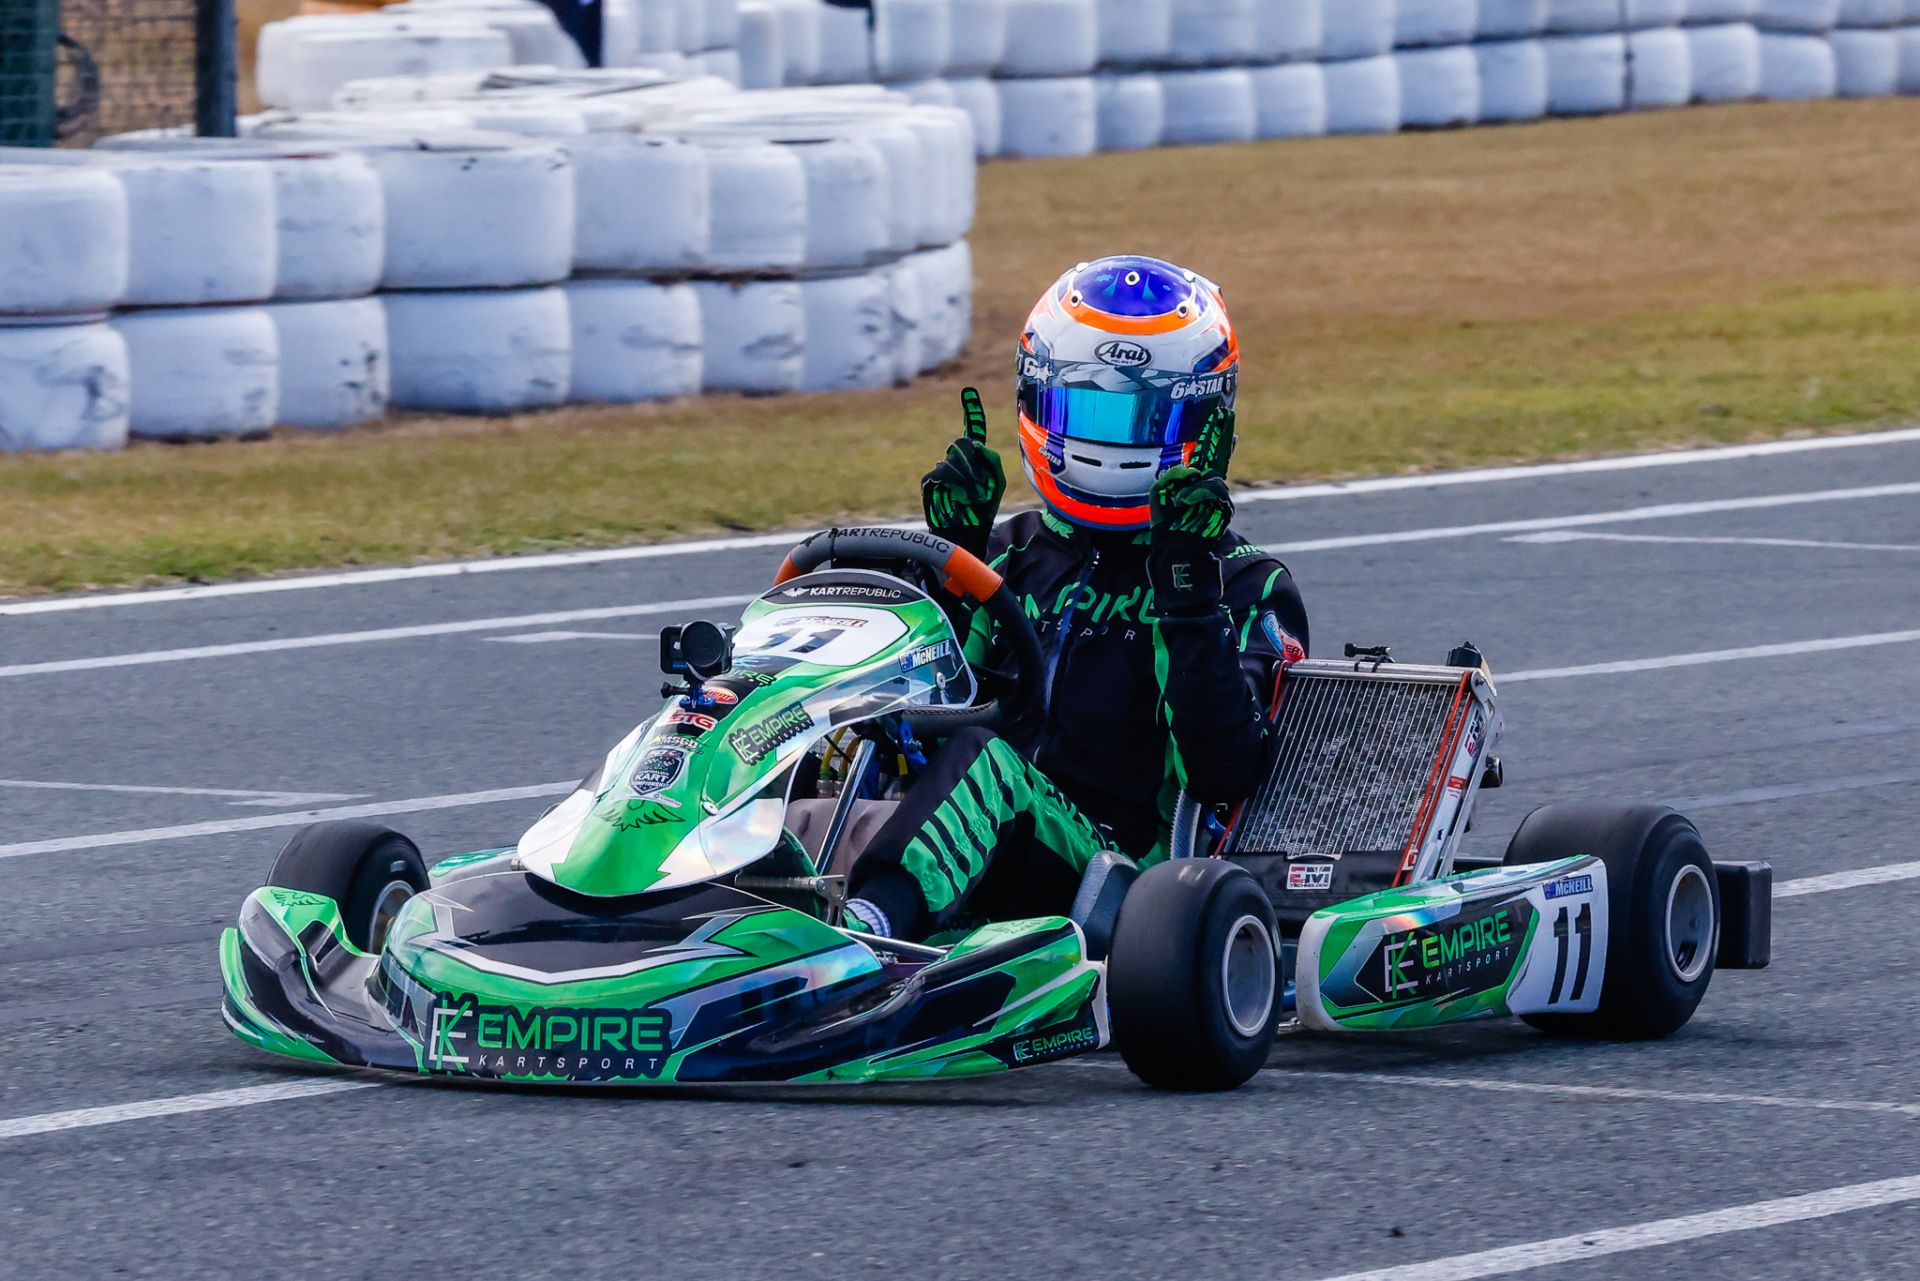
[[783, 798, 900, 879]]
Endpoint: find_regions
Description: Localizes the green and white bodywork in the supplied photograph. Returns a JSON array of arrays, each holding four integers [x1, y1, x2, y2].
[[221, 566, 1109, 1086]]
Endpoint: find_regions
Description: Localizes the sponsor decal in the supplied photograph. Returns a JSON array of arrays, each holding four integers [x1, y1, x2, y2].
[[1544, 873, 1595, 900], [1340, 900, 1530, 1008], [428, 997, 672, 1081], [1094, 339, 1152, 368], [630, 744, 690, 797], [1170, 371, 1234, 401], [1260, 611, 1305, 664], [700, 686, 739, 706], [721, 669, 778, 688], [1446, 774, 1470, 794], [900, 638, 955, 673], [666, 708, 718, 733], [1463, 709, 1485, 760], [1286, 862, 1334, 892], [728, 702, 814, 765], [613, 798, 683, 831], [777, 583, 906, 603], [267, 888, 329, 909], [1009, 1023, 1099, 1064]]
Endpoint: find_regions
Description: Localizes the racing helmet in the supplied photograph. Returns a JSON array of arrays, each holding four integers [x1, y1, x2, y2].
[[1016, 255, 1239, 530]]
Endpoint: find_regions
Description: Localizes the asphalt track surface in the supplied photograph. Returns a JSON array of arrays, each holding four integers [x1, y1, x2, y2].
[[3, 432, 1919, 1280]]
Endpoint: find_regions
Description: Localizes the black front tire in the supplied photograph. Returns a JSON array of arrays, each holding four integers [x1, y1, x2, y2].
[[1108, 860, 1280, 1091], [267, 820, 428, 952], [1504, 802, 1718, 1039]]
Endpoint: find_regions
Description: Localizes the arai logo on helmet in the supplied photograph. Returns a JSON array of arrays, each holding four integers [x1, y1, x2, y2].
[[1094, 340, 1152, 368]]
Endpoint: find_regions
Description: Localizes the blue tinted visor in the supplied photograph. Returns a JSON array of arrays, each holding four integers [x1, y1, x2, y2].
[[1017, 352, 1236, 448]]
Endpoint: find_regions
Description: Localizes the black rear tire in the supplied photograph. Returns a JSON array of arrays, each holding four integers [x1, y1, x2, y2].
[[1504, 803, 1718, 1039], [1108, 860, 1280, 1091], [267, 820, 428, 952]]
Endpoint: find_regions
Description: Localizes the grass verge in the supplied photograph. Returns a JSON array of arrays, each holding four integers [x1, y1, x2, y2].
[[7, 99, 1920, 595]]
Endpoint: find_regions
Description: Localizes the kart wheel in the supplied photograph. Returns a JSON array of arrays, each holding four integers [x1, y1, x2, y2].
[[1504, 803, 1718, 1040], [1108, 860, 1280, 1091], [267, 820, 428, 953]]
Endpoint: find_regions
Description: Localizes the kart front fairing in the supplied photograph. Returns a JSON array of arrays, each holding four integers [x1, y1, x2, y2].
[[515, 569, 973, 898]]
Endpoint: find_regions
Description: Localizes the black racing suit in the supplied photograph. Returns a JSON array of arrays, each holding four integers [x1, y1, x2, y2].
[[847, 508, 1309, 938]]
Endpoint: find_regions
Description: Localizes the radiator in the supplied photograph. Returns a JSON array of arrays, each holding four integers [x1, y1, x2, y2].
[[1225, 658, 1502, 931]]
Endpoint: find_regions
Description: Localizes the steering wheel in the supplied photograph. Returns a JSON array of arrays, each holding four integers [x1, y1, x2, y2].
[[773, 527, 1045, 735]]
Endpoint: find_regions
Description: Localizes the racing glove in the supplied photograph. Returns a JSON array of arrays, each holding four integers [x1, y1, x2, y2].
[[1147, 405, 1236, 617], [921, 387, 1006, 561]]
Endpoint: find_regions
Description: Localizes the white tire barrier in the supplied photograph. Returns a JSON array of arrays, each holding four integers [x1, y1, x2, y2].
[[1321, 0, 1395, 59], [1158, 68, 1257, 145], [1687, 21, 1762, 97], [919, 238, 972, 368], [884, 254, 923, 383], [814, 3, 876, 83], [1479, 0, 1549, 37], [263, 150, 387, 301], [1254, 0, 1322, 61], [770, 0, 823, 83], [260, 17, 513, 112], [899, 77, 958, 106], [1167, 0, 1256, 68], [1397, 45, 1480, 126], [799, 269, 895, 389], [708, 0, 741, 47], [263, 297, 389, 429], [113, 306, 279, 439], [693, 278, 804, 392], [1830, 26, 1901, 92], [1626, 26, 1693, 107], [107, 155, 279, 306], [0, 168, 128, 318], [1323, 55, 1402, 133], [385, 286, 569, 411], [789, 135, 892, 269], [1754, 0, 1840, 30], [737, 2, 785, 87], [1837, 0, 1902, 21], [1626, 0, 1688, 24], [250, 128, 576, 290], [697, 48, 744, 86], [1476, 38, 1550, 120], [563, 279, 704, 401], [1687, 0, 1756, 18], [1398, 0, 1477, 48], [1095, 72, 1166, 149], [691, 139, 808, 271], [386, 0, 586, 66], [1001, 0, 1099, 76], [569, 134, 711, 274], [946, 0, 1010, 72], [0, 322, 130, 453], [1545, 32, 1628, 113], [1901, 26, 1920, 91], [1251, 62, 1328, 137], [1547, 0, 1625, 31], [948, 76, 1004, 153], [874, 0, 952, 81], [1758, 29, 1839, 93], [998, 77, 1099, 155], [1098, 0, 1172, 67], [677, 0, 709, 54]]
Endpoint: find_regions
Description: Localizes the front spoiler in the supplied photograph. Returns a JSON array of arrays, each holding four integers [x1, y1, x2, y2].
[[220, 886, 1108, 1087]]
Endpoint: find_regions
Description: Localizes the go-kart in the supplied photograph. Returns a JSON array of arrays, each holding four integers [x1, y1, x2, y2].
[[220, 527, 1771, 1091]]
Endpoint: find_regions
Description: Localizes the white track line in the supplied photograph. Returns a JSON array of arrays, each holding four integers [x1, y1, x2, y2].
[[1775, 861, 1920, 899], [1304, 1173, 1920, 1281], [485, 630, 659, 644], [1267, 1070, 1920, 1120], [1512, 530, 1920, 552], [1265, 481, 1920, 555], [0, 781, 574, 861], [0, 1079, 380, 1141], [0, 779, 364, 808], [1672, 768, 1920, 812], [6, 428, 1919, 617], [0, 593, 754, 679], [8, 484, 1919, 682], [1501, 628, 1920, 683]]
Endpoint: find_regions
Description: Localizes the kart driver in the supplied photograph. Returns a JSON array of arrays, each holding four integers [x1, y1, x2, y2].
[[840, 255, 1309, 942]]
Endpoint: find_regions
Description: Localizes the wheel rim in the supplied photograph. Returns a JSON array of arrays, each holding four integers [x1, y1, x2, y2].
[[366, 879, 416, 952], [1221, 913, 1277, 1038], [1665, 863, 1713, 984]]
